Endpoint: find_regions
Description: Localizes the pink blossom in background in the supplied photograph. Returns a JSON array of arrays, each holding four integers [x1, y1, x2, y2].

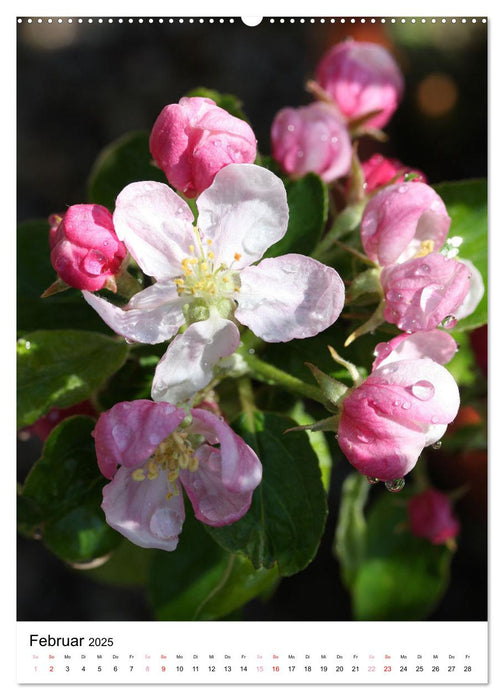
[[83, 164, 345, 404], [360, 181, 451, 266], [49, 204, 127, 291], [314, 39, 404, 129], [361, 153, 427, 193], [337, 352, 460, 482], [407, 488, 460, 544], [93, 400, 262, 551], [271, 102, 352, 182], [150, 96, 257, 198], [381, 252, 473, 332], [24, 401, 97, 442]]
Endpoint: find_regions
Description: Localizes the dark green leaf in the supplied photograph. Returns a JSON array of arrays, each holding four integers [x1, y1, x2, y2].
[[17, 330, 129, 428], [84, 540, 154, 587], [185, 87, 249, 122], [333, 473, 370, 589], [351, 492, 453, 620], [265, 173, 328, 258], [21, 416, 121, 562], [205, 411, 327, 576], [434, 179, 487, 331], [87, 131, 168, 211], [17, 220, 109, 334]]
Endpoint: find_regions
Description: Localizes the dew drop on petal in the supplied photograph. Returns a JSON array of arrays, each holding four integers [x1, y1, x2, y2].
[[398, 185, 408, 194], [367, 476, 381, 485], [356, 433, 372, 443], [112, 424, 133, 450], [441, 314, 457, 329], [385, 478, 405, 493], [409, 380, 435, 401], [287, 124, 295, 132], [432, 440, 443, 450], [401, 401, 411, 409]]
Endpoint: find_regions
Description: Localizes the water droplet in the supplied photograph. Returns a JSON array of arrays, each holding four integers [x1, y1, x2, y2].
[[102, 239, 109, 246], [287, 124, 295, 132], [393, 400, 401, 407], [320, 134, 328, 142], [409, 380, 435, 401], [330, 136, 339, 143], [431, 416, 440, 424], [112, 424, 133, 450], [441, 314, 457, 329], [385, 478, 405, 493], [125, 337, 136, 345], [192, 479, 202, 491], [25, 341, 31, 350], [432, 440, 443, 450], [398, 185, 408, 194], [386, 290, 403, 303], [401, 401, 411, 409], [367, 476, 380, 485], [296, 150, 304, 158], [356, 433, 371, 443]]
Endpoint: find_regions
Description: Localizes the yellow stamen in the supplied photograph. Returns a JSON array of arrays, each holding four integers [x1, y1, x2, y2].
[[132, 469, 146, 482], [234, 252, 242, 262], [414, 239, 435, 258]]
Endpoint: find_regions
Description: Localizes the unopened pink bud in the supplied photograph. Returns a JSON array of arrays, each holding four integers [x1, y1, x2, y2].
[[315, 40, 404, 129], [381, 252, 472, 332], [407, 488, 460, 544], [24, 400, 97, 442], [362, 153, 427, 193], [360, 181, 451, 266], [149, 96, 257, 198], [271, 102, 352, 182], [50, 204, 126, 292]]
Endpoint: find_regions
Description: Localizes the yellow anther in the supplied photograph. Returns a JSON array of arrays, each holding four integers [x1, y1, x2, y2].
[[222, 276, 229, 283], [189, 244, 195, 253], [207, 238, 213, 246], [132, 469, 146, 482], [415, 239, 435, 258], [188, 456, 199, 472], [190, 257, 197, 265], [174, 278, 185, 286], [234, 286, 240, 292], [234, 252, 242, 262], [167, 469, 179, 482], [201, 262, 208, 271], [208, 251, 215, 260]]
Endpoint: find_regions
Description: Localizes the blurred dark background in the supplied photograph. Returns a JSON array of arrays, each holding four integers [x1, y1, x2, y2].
[[17, 16, 487, 621]]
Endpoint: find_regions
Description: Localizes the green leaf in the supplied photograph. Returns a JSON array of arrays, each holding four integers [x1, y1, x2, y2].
[[289, 401, 333, 492], [205, 411, 328, 577], [21, 416, 121, 562], [434, 179, 487, 331], [351, 492, 453, 621], [85, 539, 154, 587], [195, 555, 279, 621], [265, 173, 328, 257], [87, 131, 168, 211], [17, 220, 109, 334], [17, 330, 129, 428], [186, 87, 249, 122], [334, 473, 370, 589]]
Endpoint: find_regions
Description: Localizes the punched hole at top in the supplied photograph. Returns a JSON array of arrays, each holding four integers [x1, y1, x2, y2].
[[241, 16, 263, 27]]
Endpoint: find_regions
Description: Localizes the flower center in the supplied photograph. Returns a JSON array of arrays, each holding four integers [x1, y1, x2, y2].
[[131, 431, 199, 499], [414, 239, 435, 258], [173, 231, 241, 312]]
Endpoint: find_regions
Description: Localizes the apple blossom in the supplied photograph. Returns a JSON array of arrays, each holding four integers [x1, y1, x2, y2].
[[83, 163, 345, 404], [270, 102, 352, 182], [361, 153, 427, 193], [360, 181, 451, 266], [150, 96, 257, 198], [92, 399, 262, 551], [407, 488, 460, 544], [49, 204, 127, 291], [337, 333, 460, 483], [381, 252, 473, 332], [314, 39, 404, 129]]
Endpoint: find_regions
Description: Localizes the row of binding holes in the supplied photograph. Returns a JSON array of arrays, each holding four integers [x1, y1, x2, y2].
[[17, 17, 487, 24]]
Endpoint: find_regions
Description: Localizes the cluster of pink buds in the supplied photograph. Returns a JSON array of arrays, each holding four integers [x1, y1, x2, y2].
[[270, 39, 404, 182]]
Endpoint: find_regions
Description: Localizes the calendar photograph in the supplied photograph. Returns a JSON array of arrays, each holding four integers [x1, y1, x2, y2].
[[17, 13, 487, 641]]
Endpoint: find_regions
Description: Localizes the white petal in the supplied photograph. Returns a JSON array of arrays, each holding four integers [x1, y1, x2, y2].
[[83, 283, 185, 344], [196, 163, 289, 268], [113, 181, 196, 280], [235, 254, 345, 342], [454, 258, 485, 320], [151, 310, 240, 404]]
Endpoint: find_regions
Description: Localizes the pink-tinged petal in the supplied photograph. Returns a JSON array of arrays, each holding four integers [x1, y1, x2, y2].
[[113, 181, 196, 280], [361, 182, 451, 266], [102, 467, 185, 551], [83, 282, 185, 344], [235, 254, 345, 342], [381, 253, 472, 332], [196, 163, 289, 268], [151, 311, 240, 404], [361, 154, 427, 193], [189, 409, 262, 493], [453, 258, 485, 320], [372, 330, 458, 370], [92, 400, 186, 478], [179, 445, 254, 526], [338, 358, 459, 480]]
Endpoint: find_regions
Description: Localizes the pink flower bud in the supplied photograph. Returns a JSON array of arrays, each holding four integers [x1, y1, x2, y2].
[[362, 153, 427, 193], [314, 40, 404, 129], [50, 204, 126, 292], [271, 102, 352, 182], [360, 181, 451, 266], [381, 252, 472, 332], [407, 488, 460, 544], [338, 356, 460, 481], [24, 401, 97, 442], [149, 96, 257, 198], [372, 329, 458, 371]]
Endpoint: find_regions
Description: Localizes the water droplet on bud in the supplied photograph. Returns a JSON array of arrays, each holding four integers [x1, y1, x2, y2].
[[367, 476, 380, 485], [441, 314, 457, 329], [432, 440, 443, 450], [385, 478, 405, 493]]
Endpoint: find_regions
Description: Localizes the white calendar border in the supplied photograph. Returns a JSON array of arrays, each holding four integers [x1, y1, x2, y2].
[[6, 0, 502, 696]]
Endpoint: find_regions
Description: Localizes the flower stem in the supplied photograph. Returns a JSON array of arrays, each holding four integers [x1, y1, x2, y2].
[[238, 349, 328, 407]]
